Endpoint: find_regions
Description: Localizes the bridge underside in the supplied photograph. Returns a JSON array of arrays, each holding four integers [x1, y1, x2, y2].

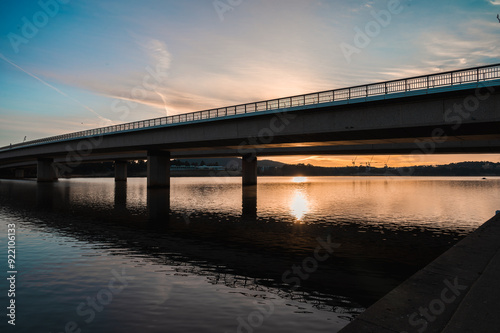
[[2, 137, 500, 187], [2, 136, 500, 170]]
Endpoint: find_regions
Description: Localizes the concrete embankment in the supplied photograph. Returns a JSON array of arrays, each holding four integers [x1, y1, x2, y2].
[[339, 213, 500, 333]]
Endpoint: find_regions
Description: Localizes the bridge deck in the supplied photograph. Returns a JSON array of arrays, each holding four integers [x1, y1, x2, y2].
[[339, 213, 500, 333], [2, 63, 499, 152]]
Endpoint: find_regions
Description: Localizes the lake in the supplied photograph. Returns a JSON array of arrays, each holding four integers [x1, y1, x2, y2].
[[1, 176, 499, 333]]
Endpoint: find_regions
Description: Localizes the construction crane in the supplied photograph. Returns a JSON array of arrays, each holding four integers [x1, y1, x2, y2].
[[366, 156, 374, 168], [384, 156, 391, 168], [366, 156, 374, 172]]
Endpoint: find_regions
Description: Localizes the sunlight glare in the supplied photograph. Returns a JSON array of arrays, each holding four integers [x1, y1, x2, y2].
[[292, 177, 308, 183], [290, 190, 309, 221]]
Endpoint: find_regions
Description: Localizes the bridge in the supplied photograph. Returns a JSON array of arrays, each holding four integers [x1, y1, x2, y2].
[[1, 63, 499, 187]]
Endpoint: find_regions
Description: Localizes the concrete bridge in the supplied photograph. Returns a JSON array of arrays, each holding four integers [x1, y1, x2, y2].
[[1, 63, 499, 187]]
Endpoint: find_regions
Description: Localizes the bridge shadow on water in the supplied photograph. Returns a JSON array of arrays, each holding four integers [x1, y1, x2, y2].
[[0, 179, 468, 318]]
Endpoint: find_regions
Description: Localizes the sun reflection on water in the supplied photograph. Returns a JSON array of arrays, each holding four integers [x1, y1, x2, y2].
[[292, 177, 308, 183], [290, 190, 309, 221]]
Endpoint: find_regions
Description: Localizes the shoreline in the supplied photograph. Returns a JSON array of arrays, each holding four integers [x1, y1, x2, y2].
[[339, 213, 500, 332]]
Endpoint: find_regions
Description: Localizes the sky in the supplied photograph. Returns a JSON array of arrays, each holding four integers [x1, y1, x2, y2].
[[0, 0, 499, 167]]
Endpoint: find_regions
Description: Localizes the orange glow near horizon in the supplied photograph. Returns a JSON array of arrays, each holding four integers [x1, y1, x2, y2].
[[270, 154, 500, 168]]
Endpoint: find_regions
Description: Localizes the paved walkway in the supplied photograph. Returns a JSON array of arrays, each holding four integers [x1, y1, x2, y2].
[[339, 213, 500, 333]]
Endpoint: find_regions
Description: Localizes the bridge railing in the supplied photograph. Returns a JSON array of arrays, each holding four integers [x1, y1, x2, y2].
[[2, 63, 499, 151]]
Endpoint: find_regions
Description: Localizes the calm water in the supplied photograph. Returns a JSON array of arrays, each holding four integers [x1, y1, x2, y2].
[[1, 176, 499, 333]]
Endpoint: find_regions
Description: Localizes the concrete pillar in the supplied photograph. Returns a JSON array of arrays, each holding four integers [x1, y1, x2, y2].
[[115, 161, 128, 182], [14, 169, 24, 179], [37, 158, 58, 182], [242, 155, 257, 186], [147, 151, 170, 188]]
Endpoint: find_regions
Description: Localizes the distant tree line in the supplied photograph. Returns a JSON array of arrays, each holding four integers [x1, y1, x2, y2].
[[272, 162, 500, 177], [2, 160, 500, 178]]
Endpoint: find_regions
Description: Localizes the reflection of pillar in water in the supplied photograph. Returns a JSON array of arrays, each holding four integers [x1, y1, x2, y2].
[[147, 188, 170, 222], [36, 183, 56, 210], [242, 185, 257, 218], [62, 184, 70, 203], [114, 182, 128, 212]]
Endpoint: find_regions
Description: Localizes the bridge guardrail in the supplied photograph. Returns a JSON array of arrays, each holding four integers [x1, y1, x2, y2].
[[2, 63, 499, 151]]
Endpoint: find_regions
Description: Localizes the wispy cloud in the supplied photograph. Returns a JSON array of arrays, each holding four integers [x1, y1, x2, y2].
[[0, 53, 112, 124], [0, 111, 101, 144], [420, 22, 498, 69], [140, 38, 172, 116], [143, 38, 172, 72]]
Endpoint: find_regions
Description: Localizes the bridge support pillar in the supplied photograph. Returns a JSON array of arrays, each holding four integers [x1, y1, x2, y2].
[[115, 161, 128, 182], [14, 169, 24, 179], [242, 155, 257, 186], [147, 151, 170, 188], [37, 158, 58, 182]]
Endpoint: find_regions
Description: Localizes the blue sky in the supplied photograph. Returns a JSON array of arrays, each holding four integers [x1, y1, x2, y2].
[[0, 0, 499, 166]]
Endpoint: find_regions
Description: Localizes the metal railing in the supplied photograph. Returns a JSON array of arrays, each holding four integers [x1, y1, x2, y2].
[[2, 63, 499, 151]]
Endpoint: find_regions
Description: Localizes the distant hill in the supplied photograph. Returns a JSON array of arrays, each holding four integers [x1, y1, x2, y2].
[[276, 161, 500, 177]]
